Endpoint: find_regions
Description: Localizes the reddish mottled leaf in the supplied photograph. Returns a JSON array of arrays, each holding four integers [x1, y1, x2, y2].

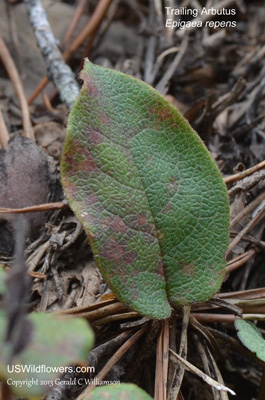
[[61, 60, 229, 319]]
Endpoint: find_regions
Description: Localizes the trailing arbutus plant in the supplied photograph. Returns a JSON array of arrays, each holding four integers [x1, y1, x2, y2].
[[0, 60, 231, 400], [61, 59, 230, 320]]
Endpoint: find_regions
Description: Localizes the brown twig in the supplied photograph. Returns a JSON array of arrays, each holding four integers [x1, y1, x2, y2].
[[61, 0, 88, 48], [84, 329, 134, 382], [209, 298, 242, 317], [163, 319, 170, 400], [224, 160, 265, 184], [42, 92, 56, 113], [227, 206, 265, 255], [54, 301, 129, 322], [7, 1, 24, 81], [81, 0, 119, 60], [91, 311, 140, 326], [76, 325, 148, 399], [81, 30, 98, 62], [63, 0, 113, 60], [219, 287, 265, 300], [168, 318, 177, 389], [155, 320, 170, 400], [191, 313, 238, 323], [75, 303, 130, 321], [0, 106, 10, 148], [155, 322, 164, 400], [53, 298, 116, 315], [28, 77, 49, 104], [234, 301, 265, 315], [28, 0, 113, 104], [0, 35, 34, 140], [225, 248, 257, 274], [168, 306, 190, 400], [189, 315, 220, 355], [0, 201, 68, 215]]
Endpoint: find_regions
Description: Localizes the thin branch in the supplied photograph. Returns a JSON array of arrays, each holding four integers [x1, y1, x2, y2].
[[28, 77, 49, 105], [54, 301, 130, 322], [230, 192, 265, 229], [226, 249, 257, 274], [162, 319, 170, 400], [209, 298, 242, 317], [0, 35, 34, 140], [169, 349, 236, 395], [0, 106, 10, 148], [61, 0, 88, 48], [155, 323, 164, 400], [194, 336, 222, 400], [208, 349, 229, 400], [91, 311, 140, 326], [24, 0, 80, 109], [191, 313, 238, 323], [155, 35, 189, 95], [0, 201, 68, 215], [227, 206, 265, 255], [76, 325, 148, 399], [189, 315, 220, 355], [219, 287, 265, 300], [154, 320, 170, 400], [224, 160, 265, 184], [63, 0, 113, 61], [27, 0, 113, 104], [168, 306, 190, 400], [42, 92, 56, 113], [53, 298, 117, 316]]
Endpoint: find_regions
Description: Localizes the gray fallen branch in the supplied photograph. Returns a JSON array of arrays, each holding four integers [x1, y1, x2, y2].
[[24, 0, 79, 109]]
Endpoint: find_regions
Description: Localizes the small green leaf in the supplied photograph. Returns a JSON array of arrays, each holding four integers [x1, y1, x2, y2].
[[235, 319, 265, 362], [61, 60, 229, 319], [0, 311, 94, 397], [84, 383, 153, 400]]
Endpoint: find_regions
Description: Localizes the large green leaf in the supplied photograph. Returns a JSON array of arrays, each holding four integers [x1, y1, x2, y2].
[[0, 310, 94, 397], [61, 60, 229, 319], [84, 383, 153, 400]]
